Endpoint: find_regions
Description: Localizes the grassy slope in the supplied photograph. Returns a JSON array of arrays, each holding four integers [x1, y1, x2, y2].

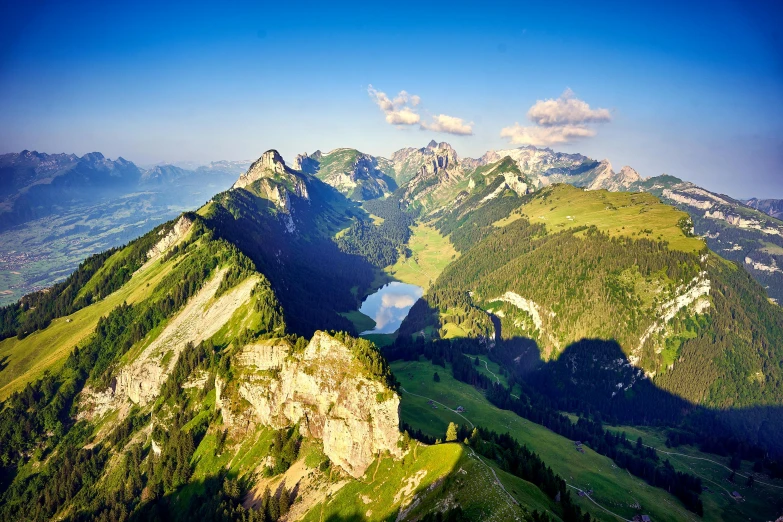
[[392, 359, 702, 522], [511, 185, 704, 253], [612, 425, 783, 522], [316, 149, 360, 181], [0, 255, 173, 400], [384, 223, 459, 290], [301, 442, 559, 522]]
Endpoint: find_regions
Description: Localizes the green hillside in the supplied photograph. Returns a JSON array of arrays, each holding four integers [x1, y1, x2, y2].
[[392, 360, 705, 522], [2, 148, 783, 522], [310, 148, 397, 201]]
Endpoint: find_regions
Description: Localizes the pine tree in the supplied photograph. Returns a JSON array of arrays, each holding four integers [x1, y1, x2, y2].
[[279, 487, 290, 516]]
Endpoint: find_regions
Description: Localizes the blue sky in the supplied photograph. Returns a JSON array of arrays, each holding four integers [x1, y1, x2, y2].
[[0, 0, 781, 197]]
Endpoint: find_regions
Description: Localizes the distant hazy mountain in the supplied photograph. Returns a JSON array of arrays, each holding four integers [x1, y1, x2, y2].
[[0, 151, 241, 304], [744, 197, 783, 219], [0, 151, 141, 230]]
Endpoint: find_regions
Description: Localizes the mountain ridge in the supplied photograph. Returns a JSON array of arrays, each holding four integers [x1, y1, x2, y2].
[[1, 143, 782, 521]]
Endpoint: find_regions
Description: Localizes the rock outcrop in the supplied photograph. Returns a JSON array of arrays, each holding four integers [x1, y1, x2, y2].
[[293, 151, 321, 174], [586, 163, 641, 191], [223, 332, 402, 478], [231, 150, 310, 217], [146, 215, 193, 261]]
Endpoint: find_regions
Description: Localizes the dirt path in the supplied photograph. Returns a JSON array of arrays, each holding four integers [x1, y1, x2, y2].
[[462, 354, 520, 399], [399, 387, 474, 429], [399, 386, 524, 519], [644, 444, 783, 491], [566, 484, 631, 522]]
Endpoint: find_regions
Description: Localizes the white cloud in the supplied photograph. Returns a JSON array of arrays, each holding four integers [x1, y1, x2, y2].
[[387, 107, 420, 125], [368, 84, 420, 126], [527, 88, 611, 126], [381, 293, 417, 308], [421, 114, 474, 136], [501, 89, 611, 146], [368, 86, 471, 135]]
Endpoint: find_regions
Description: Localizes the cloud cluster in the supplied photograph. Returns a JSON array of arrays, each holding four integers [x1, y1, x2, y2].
[[367, 85, 472, 135], [501, 89, 611, 146], [368, 85, 421, 125], [421, 114, 474, 136]]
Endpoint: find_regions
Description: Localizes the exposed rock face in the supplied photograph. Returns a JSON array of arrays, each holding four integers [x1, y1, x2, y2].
[[664, 188, 714, 210], [225, 332, 402, 478], [80, 270, 260, 416], [632, 270, 711, 366], [146, 215, 193, 261], [390, 141, 458, 185], [586, 162, 641, 191], [617, 166, 642, 186], [745, 256, 782, 274], [745, 198, 783, 219], [232, 150, 310, 213], [293, 151, 321, 174], [401, 143, 466, 204]]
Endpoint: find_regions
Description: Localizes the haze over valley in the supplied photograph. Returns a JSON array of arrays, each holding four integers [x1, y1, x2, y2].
[[1, 1, 782, 521]]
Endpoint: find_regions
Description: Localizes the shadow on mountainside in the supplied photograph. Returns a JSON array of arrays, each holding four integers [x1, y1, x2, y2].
[[386, 322, 783, 459], [203, 186, 386, 338]]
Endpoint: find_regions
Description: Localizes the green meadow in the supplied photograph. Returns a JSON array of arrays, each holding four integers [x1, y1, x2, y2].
[[512, 185, 705, 253]]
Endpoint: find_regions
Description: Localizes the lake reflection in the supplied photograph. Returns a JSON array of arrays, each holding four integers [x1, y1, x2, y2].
[[359, 282, 423, 334]]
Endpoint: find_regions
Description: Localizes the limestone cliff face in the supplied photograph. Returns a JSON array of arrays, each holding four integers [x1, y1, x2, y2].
[[402, 143, 467, 205], [222, 332, 402, 478], [146, 215, 193, 261], [232, 150, 310, 204], [586, 162, 642, 192]]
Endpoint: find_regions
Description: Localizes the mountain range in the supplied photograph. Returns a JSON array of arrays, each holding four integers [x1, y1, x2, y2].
[[0, 152, 252, 305], [1, 142, 782, 522]]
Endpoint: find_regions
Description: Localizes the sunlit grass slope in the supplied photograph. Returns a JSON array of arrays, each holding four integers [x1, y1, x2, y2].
[[0, 255, 174, 400], [501, 184, 705, 253], [385, 223, 459, 289]]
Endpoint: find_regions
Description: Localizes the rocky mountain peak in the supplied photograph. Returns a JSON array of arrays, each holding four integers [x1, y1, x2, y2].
[[232, 150, 310, 214], [619, 165, 641, 183], [80, 152, 107, 165], [260, 149, 286, 170], [293, 151, 320, 174], [233, 150, 290, 189], [426, 140, 455, 153]]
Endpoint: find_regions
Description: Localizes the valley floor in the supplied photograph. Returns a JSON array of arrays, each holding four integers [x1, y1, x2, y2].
[[383, 223, 459, 290]]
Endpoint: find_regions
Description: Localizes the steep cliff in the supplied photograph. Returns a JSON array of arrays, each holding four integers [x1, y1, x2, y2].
[[219, 332, 402, 478]]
